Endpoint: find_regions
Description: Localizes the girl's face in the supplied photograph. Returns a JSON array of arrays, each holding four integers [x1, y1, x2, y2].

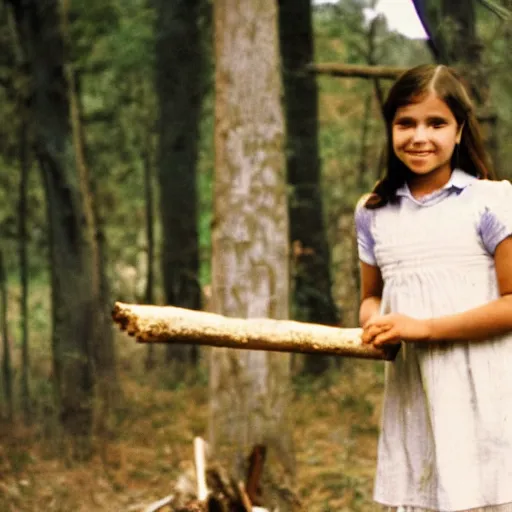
[[392, 92, 462, 180]]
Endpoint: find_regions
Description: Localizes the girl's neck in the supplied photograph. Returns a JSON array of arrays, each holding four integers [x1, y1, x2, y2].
[[407, 166, 453, 199]]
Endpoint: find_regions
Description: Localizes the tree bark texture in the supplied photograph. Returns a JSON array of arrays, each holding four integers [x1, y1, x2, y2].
[[154, 0, 205, 373], [112, 302, 396, 361], [278, 0, 340, 376], [212, 0, 296, 508], [6, 0, 105, 456]]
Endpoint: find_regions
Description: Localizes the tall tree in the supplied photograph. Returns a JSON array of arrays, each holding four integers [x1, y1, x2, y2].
[[154, 0, 206, 377], [278, 0, 340, 376], [18, 114, 31, 423], [6, 0, 114, 457], [142, 115, 157, 371], [210, 1, 296, 509]]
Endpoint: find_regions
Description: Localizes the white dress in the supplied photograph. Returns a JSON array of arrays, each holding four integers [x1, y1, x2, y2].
[[355, 169, 512, 512]]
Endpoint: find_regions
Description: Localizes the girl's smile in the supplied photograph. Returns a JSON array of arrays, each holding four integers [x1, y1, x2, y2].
[[406, 150, 434, 159]]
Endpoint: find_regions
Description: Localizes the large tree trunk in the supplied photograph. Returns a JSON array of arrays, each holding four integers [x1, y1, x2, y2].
[[6, 0, 105, 457], [278, 0, 340, 376], [154, 0, 205, 378], [211, 1, 296, 510]]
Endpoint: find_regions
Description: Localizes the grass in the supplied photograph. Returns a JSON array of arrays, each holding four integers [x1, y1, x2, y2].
[[0, 331, 386, 512]]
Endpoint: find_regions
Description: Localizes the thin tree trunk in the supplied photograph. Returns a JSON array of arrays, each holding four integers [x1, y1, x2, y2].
[[6, 0, 31, 423], [62, 1, 119, 434], [143, 142, 157, 371], [0, 250, 13, 422], [211, 1, 296, 509], [18, 117, 31, 423], [154, 0, 205, 377], [351, 6, 385, 321], [77, 68, 120, 416], [278, 0, 340, 376], [367, 11, 385, 116]]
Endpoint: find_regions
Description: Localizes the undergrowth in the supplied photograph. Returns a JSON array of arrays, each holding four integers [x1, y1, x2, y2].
[[0, 336, 385, 512]]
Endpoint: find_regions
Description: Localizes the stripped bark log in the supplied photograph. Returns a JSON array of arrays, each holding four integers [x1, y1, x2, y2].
[[111, 302, 399, 361]]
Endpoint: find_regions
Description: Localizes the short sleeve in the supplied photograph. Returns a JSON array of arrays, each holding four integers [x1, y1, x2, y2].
[[479, 180, 512, 255], [354, 195, 377, 266]]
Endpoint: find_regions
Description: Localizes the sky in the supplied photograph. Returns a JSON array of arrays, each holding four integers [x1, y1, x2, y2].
[[371, 0, 427, 39], [316, 0, 428, 40]]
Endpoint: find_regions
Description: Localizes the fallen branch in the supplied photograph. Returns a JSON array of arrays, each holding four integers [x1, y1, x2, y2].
[[112, 302, 399, 361]]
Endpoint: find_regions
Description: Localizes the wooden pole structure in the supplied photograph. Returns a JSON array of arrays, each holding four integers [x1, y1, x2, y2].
[[112, 302, 399, 361], [307, 62, 405, 80]]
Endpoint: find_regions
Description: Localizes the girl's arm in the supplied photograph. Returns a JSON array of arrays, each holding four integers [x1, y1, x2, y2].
[[427, 236, 512, 342], [364, 237, 512, 346], [359, 261, 383, 326]]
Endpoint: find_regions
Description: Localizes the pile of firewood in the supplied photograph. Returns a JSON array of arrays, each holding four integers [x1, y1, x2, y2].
[[142, 438, 270, 512]]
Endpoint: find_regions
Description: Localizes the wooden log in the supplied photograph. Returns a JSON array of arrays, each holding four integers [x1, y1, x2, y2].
[[307, 62, 406, 80], [112, 302, 399, 361]]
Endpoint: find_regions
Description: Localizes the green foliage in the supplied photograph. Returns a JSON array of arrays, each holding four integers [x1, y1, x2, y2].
[[71, 0, 155, 74], [197, 90, 215, 287]]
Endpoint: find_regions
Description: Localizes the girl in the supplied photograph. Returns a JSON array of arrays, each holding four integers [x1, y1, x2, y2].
[[355, 64, 512, 512]]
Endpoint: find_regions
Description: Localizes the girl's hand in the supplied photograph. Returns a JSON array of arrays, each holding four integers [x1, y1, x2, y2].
[[362, 314, 432, 347]]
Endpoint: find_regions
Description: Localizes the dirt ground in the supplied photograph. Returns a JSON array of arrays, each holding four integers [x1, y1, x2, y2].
[[0, 339, 386, 512]]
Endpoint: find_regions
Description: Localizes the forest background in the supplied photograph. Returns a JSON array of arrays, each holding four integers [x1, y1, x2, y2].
[[1, 0, 511, 510]]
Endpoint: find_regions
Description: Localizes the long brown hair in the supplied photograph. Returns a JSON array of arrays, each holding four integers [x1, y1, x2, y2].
[[365, 64, 494, 209]]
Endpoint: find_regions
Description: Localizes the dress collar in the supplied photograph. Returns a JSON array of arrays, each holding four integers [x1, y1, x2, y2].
[[396, 168, 476, 200]]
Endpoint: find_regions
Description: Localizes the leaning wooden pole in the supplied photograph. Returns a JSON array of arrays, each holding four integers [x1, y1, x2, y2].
[[112, 302, 398, 361]]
